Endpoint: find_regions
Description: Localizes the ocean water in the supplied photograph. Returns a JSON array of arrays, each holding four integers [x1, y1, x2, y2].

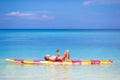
[[0, 29, 120, 80]]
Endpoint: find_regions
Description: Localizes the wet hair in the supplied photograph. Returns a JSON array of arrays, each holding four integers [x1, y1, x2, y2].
[[44, 56, 49, 61], [56, 49, 59, 52]]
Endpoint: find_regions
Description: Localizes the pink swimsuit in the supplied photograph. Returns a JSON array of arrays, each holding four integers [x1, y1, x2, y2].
[[49, 56, 62, 61]]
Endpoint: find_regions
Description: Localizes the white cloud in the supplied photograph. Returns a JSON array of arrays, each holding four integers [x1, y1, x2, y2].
[[6, 11, 34, 17], [82, 1, 94, 6], [82, 0, 120, 6], [40, 14, 54, 20], [5, 11, 54, 20]]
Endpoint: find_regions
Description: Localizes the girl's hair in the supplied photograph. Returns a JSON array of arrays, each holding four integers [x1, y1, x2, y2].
[[44, 56, 49, 61], [56, 49, 59, 52]]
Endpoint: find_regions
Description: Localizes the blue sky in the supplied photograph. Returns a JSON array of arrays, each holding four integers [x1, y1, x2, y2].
[[0, 0, 120, 29]]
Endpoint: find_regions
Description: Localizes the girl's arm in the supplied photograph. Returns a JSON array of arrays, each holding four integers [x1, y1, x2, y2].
[[56, 49, 60, 57], [56, 52, 60, 57]]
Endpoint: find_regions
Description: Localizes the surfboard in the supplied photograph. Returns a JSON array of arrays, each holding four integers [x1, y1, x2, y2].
[[6, 58, 113, 65]]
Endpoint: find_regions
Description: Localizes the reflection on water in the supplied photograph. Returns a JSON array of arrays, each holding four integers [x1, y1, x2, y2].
[[43, 64, 71, 73], [43, 64, 71, 80], [1, 63, 71, 80], [0, 62, 120, 80]]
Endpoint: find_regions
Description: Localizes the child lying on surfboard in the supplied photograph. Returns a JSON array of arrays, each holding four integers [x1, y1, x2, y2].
[[44, 50, 72, 61]]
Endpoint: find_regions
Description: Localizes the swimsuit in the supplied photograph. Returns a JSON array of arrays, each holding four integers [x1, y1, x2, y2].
[[49, 56, 62, 61]]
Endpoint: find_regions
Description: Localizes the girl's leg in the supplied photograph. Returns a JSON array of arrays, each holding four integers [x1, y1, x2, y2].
[[62, 50, 70, 60]]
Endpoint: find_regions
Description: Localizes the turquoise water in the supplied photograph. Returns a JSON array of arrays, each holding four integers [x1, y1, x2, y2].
[[0, 29, 120, 80]]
